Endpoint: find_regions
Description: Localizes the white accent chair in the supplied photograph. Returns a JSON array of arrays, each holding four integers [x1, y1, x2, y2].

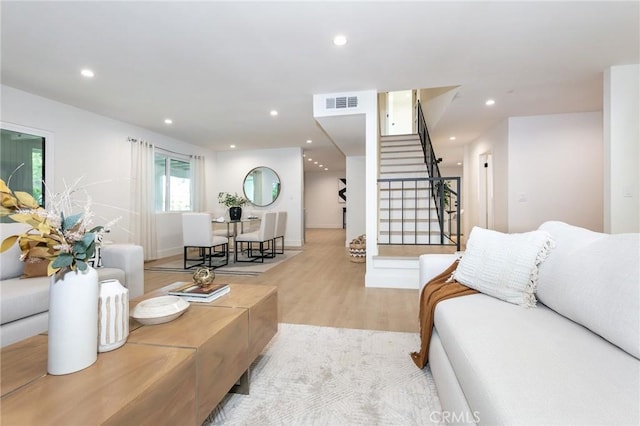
[[182, 213, 229, 269], [274, 211, 287, 254], [234, 211, 277, 263]]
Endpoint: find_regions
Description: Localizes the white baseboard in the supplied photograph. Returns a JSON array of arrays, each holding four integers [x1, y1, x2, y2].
[[156, 246, 182, 259]]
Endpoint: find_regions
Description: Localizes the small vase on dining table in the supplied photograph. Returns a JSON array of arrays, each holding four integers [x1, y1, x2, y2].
[[229, 206, 242, 221]]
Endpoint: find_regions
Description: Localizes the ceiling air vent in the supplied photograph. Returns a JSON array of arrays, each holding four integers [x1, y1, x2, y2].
[[325, 96, 358, 110], [325, 97, 336, 109]]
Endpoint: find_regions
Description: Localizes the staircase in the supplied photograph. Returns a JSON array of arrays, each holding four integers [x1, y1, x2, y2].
[[378, 134, 443, 244]]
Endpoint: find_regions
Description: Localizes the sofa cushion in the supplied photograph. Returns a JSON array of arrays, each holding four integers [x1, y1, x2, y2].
[[434, 293, 640, 425], [452, 226, 553, 307], [1, 267, 125, 325], [1, 311, 48, 348], [1, 276, 50, 325], [537, 221, 640, 359], [0, 222, 28, 280]]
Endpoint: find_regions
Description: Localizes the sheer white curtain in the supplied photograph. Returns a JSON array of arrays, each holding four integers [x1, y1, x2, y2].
[[130, 138, 158, 260], [192, 154, 206, 212]]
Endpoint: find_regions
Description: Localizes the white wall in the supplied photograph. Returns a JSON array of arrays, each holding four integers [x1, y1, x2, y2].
[[464, 112, 603, 236], [464, 119, 509, 237], [1, 85, 308, 259], [346, 156, 366, 245], [604, 64, 640, 233], [304, 170, 345, 228], [1, 85, 216, 256], [508, 112, 603, 232], [214, 147, 304, 248]]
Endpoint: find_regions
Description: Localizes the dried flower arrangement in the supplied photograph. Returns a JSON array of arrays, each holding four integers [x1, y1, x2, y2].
[[0, 178, 116, 278]]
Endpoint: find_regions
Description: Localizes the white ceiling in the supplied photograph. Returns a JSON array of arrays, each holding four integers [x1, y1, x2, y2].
[[2, 1, 638, 172]]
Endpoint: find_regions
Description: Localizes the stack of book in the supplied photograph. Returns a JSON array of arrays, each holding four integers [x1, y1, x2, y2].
[[168, 282, 230, 303]]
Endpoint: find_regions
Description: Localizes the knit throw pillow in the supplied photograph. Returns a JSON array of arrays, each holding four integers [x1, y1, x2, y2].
[[87, 233, 103, 268], [453, 227, 554, 307]]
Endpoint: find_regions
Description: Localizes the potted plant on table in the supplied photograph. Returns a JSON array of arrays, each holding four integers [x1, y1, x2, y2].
[[217, 192, 249, 221], [0, 178, 115, 375]]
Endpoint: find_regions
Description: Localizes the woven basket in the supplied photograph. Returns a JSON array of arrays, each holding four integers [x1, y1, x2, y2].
[[348, 243, 366, 263]]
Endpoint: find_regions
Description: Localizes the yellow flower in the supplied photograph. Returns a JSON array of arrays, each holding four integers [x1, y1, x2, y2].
[[0, 179, 105, 278]]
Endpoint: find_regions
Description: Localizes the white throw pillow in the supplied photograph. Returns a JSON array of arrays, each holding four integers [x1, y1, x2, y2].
[[87, 233, 103, 268], [537, 221, 640, 360], [453, 227, 554, 307]]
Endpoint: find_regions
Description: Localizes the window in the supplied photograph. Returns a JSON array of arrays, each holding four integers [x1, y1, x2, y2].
[[0, 128, 46, 206], [154, 152, 192, 212]]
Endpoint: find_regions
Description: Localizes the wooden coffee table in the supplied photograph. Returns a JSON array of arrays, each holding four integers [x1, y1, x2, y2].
[[131, 282, 278, 422], [1, 283, 277, 425]]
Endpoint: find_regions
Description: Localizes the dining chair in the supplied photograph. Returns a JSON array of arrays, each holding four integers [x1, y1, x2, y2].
[[182, 212, 229, 269], [234, 211, 277, 263], [274, 211, 287, 254]]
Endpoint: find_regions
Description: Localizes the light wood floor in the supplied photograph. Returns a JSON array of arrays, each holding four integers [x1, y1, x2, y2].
[[144, 229, 421, 333]]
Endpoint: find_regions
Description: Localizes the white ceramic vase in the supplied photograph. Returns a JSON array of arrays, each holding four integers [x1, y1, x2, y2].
[[48, 266, 99, 375], [98, 279, 129, 352]]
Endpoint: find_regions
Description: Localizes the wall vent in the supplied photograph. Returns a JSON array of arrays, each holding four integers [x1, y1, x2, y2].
[[325, 96, 358, 110]]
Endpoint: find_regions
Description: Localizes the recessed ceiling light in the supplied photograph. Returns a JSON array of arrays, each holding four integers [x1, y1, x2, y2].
[[333, 35, 347, 46], [80, 69, 94, 78], [307, 158, 312, 162], [324, 168, 328, 171], [306, 139, 312, 144], [485, 99, 496, 106], [314, 161, 318, 164], [457, 162, 462, 166], [270, 110, 278, 116], [164, 118, 173, 125], [230, 144, 236, 149], [449, 136, 456, 141], [319, 164, 323, 167]]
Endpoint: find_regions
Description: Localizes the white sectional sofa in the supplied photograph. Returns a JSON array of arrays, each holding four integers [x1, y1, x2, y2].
[[419, 221, 639, 425], [0, 222, 144, 347]]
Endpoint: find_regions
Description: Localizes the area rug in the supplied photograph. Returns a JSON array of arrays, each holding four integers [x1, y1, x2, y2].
[[205, 323, 443, 425], [145, 250, 301, 276]]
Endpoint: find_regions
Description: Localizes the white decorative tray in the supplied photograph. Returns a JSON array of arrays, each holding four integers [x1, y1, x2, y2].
[[131, 295, 189, 325]]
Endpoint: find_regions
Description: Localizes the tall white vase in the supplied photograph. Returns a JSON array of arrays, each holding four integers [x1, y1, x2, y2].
[[48, 266, 99, 375], [98, 279, 129, 352]]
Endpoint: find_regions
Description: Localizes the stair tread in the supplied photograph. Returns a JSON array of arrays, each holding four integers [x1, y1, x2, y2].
[[380, 208, 435, 211], [380, 220, 439, 224], [380, 134, 420, 139], [378, 186, 433, 189], [379, 230, 446, 235], [380, 142, 422, 147], [380, 149, 423, 153]]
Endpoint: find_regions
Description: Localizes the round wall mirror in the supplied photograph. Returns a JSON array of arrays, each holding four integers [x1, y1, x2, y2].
[[243, 166, 281, 207]]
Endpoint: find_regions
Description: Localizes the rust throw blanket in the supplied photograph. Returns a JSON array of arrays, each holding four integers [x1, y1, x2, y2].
[[411, 261, 479, 368]]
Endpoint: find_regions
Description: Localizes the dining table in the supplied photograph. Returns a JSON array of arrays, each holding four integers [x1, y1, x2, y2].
[[212, 217, 259, 240]]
